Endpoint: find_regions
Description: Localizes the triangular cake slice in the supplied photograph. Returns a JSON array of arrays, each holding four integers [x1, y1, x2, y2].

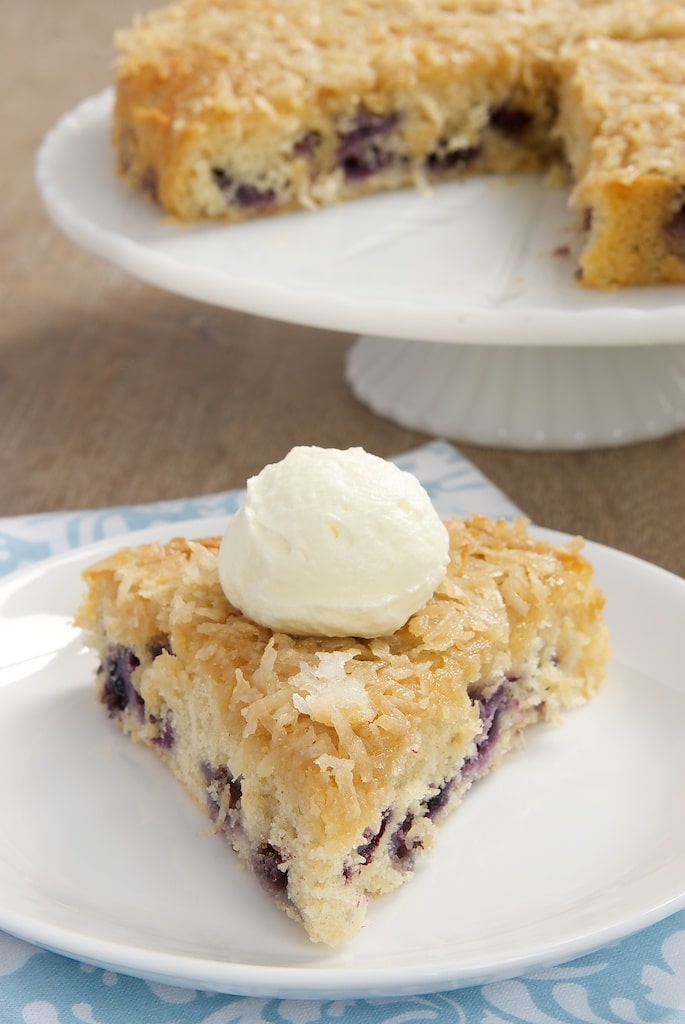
[[75, 513, 608, 945]]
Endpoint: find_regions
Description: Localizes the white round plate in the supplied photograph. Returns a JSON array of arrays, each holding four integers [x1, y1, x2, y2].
[[0, 519, 684, 999]]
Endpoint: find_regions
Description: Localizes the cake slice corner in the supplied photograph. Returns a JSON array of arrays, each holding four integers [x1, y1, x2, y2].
[[556, 35, 685, 288]]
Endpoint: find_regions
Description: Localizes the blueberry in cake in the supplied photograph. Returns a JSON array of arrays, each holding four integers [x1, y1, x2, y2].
[[76, 496, 609, 945]]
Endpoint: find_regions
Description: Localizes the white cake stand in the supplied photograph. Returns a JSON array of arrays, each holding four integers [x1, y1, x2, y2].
[[36, 90, 685, 450]]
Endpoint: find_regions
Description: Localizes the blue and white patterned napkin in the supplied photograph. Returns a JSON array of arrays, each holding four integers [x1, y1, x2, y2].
[[0, 440, 683, 1023]]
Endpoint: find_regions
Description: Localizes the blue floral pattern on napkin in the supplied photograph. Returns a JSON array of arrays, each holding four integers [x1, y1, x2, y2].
[[0, 441, 682, 1023]]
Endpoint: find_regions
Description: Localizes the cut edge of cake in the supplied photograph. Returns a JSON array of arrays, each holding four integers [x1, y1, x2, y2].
[[556, 35, 685, 288], [111, 0, 564, 222]]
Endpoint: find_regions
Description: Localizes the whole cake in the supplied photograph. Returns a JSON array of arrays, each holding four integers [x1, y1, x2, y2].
[[112, 0, 685, 287], [75, 448, 609, 945]]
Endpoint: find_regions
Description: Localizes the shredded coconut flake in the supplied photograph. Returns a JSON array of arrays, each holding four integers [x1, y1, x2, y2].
[[292, 651, 373, 728]]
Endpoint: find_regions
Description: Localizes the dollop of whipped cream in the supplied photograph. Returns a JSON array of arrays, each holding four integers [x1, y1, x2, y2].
[[218, 446, 449, 638]]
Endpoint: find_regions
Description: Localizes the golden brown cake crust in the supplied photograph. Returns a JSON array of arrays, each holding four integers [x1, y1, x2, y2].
[[75, 514, 608, 945]]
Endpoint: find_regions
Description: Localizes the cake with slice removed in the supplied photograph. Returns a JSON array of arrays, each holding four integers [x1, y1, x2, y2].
[[75, 509, 609, 945], [110, 0, 685, 286]]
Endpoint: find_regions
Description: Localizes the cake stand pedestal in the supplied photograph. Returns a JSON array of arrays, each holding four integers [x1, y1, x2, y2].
[[346, 338, 685, 450]]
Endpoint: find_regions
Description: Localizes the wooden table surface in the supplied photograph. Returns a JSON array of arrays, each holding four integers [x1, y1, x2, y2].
[[3, 0, 684, 578]]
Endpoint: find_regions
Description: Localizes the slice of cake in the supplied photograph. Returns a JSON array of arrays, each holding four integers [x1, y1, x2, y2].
[[75, 507, 609, 945], [556, 35, 685, 287], [112, 0, 564, 221]]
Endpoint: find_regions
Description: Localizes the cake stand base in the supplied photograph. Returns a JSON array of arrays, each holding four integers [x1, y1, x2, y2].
[[346, 338, 685, 450]]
